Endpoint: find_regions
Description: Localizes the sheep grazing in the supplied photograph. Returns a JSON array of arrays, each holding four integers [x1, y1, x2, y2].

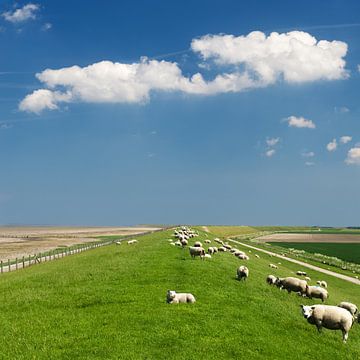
[[115, 241, 121, 245], [237, 266, 249, 281], [212, 247, 218, 253], [276, 277, 307, 295], [218, 247, 226, 252], [180, 239, 188, 247], [296, 271, 307, 276], [214, 238, 222, 244], [300, 304, 354, 343], [204, 239, 211, 244], [223, 244, 232, 250], [237, 254, 249, 260], [337, 302, 358, 320], [305, 285, 329, 302], [255, 254, 260, 259], [305, 276, 311, 282], [167, 290, 196, 304], [189, 246, 205, 259], [208, 247, 215, 255], [269, 263, 278, 269], [316, 280, 328, 289], [174, 240, 182, 247], [201, 254, 212, 260], [266, 275, 277, 285], [127, 239, 138, 245], [230, 248, 238, 253], [170, 242, 176, 246], [193, 241, 203, 248]]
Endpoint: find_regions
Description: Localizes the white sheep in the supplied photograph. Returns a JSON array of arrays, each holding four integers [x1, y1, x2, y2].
[[189, 246, 205, 258], [276, 277, 307, 295], [305, 276, 311, 282], [208, 247, 214, 255], [237, 266, 249, 281], [127, 239, 138, 245], [193, 241, 203, 248], [296, 271, 307, 276], [255, 254, 260, 259], [201, 254, 212, 260], [218, 247, 226, 252], [180, 239, 188, 246], [115, 241, 121, 245], [167, 290, 196, 304], [237, 254, 249, 260], [269, 263, 278, 269], [300, 304, 354, 342], [212, 246, 218, 253], [204, 239, 211, 244], [223, 244, 232, 250], [305, 285, 329, 302], [337, 302, 358, 319]]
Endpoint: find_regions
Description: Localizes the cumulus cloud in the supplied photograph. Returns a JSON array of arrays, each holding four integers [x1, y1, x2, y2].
[[191, 31, 348, 83], [286, 116, 316, 129], [266, 137, 280, 147], [345, 147, 360, 165], [326, 139, 337, 152], [302, 151, 315, 157], [340, 135, 352, 144], [265, 149, 276, 157], [2, 3, 39, 23], [19, 30, 350, 113]]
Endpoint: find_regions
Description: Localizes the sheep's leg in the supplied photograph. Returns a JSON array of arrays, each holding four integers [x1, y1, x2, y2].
[[315, 320, 322, 333], [342, 330, 348, 343]]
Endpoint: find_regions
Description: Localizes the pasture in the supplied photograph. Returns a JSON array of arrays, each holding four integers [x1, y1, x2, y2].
[[0, 228, 359, 359], [270, 242, 360, 264]]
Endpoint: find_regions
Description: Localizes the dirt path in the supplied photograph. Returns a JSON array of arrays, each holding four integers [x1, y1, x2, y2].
[[228, 238, 360, 286]]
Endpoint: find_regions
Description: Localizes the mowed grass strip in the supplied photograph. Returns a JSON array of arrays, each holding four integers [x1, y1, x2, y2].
[[0, 230, 359, 359], [270, 242, 360, 264]]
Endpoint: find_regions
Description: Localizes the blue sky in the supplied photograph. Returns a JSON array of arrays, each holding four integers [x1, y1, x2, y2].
[[0, 0, 360, 226]]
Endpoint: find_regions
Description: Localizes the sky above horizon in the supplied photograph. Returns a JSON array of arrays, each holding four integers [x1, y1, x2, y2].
[[0, 0, 360, 226]]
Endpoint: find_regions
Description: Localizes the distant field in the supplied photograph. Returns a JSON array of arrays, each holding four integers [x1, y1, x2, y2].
[[205, 226, 258, 237], [270, 242, 360, 264], [252, 226, 360, 234], [259, 233, 360, 243]]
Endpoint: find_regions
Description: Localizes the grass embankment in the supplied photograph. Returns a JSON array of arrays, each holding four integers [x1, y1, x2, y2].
[[205, 225, 258, 237], [0, 229, 359, 359], [270, 242, 360, 265]]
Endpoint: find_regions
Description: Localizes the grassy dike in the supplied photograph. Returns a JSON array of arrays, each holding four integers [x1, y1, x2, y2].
[[0, 229, 359, 359]]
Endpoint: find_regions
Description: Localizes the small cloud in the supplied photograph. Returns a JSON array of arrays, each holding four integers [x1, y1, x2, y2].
[[301, 151, 315, 158], [2, 3, 40, 23], [147, 153, 155, 158], [265, 149, 276, 157], [326, 139, 337, 152], [340, 135, 352, 144], [266, 137, 280, 147], [41, 22, 52, 31], [334, 106, 349, 113], [286, 115, 316, 129], [0, 123, 13, 129], [305, 161, 315, 166], [345, 147, 360, 165], [150, 130, 157, 135]]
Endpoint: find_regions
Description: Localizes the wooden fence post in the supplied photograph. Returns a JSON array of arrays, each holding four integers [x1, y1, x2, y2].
[[28, 254, 31, 266], [22, 256, 25, 269], [1, 260, 3, 273], [8, 259, 10, 272], [16, 258, 18, 270]]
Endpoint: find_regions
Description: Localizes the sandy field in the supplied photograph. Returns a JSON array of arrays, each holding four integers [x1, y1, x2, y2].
[[258, 233, 360, 243], [0, 226, 161, 261]]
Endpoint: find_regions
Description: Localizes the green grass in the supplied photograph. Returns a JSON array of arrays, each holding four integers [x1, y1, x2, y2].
[[0, 229, 359, 359], [251, 226, 360, 234], [205, 225, 258, 237], [270, 242, 360, 264]]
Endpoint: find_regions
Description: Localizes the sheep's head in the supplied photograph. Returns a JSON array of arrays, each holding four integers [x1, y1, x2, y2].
[[167, 290, 176, 301], [300, 305, 315, 319]]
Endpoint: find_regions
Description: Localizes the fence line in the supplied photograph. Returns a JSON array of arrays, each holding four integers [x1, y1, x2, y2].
[[0, 227, 173, 275]]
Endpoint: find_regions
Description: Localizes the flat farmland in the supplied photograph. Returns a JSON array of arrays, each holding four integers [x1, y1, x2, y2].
[[0, 226, 161, 261], [268, 242, 360, 264], [258, 233, 360, 243]]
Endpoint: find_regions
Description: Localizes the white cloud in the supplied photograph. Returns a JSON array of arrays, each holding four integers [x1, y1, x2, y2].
[[345, 147, 360, 165], [302, 151, 315, 157], [340, 135, 352, 144], [2, 3, 39, 23], [19, 30, 350, 113], [266, 137, 280, 147], [41, 22, 52, 31], [305, 161, 315, 166], [265, 149, 276, 157], [286, 116, 316, 129], [191, 31, 348, 83], [326, 139, 337, 152], [334, 106, 349, 113]]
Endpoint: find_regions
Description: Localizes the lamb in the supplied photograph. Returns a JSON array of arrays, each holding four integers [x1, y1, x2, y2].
[[201, 254, 212, 260], [208, 247, 214, 255], [300, 304, 354, 342], [180, 239, 188, 246], [269, 263, 278, 269], [255, 254, 260, 259], [237, 266, 249, 281], [189, 246, 205, 258], [276, 277, 307, 295], [204, 239, 211, 244], [237, 254, 249, 260], [337, 302, 358, 319], [230, 248, 238, 253], [193, 241, 203, 248], [266, 275, 277, 285], [214, 238, 223, 244], [127, 239, 138, 245], [167, 290, 196, 304], [305, 285, 329, 302], [316, 280, 328, 289], [296, 271, 307, 276]]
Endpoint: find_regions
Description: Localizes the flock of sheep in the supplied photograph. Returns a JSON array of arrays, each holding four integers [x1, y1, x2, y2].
[[166, 226, 359, 343]]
